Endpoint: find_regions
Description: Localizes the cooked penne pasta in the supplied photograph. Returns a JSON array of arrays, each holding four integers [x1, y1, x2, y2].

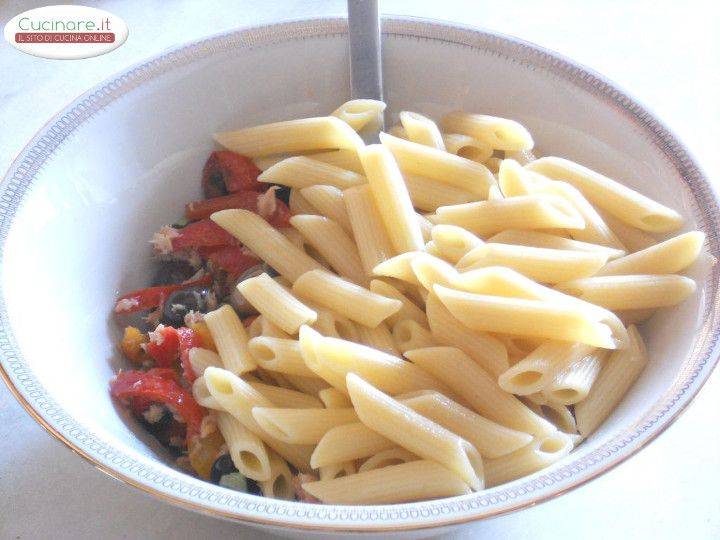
[[248, 381, 323, 409], [359, 144, 425, 253], [416, 213, 434, 243], [379, 132, 495, 196], [319, 461, 357, 481], [597, 208, 659, 252], [457, 243, 608, 284], [539, 403, 577, 434], [504, 149, 537, 165], [204, 305, 256, 375], [308, 149, 364, 173], [191, 375, 221, 410], [483, 431, 574, 487], [216, 411, 272, 481], [369, 279, 427, 327], [358, 448, 419, 473], [399, 111, 445, 149], [484, 157, 502, 174], [237, 273, 317, 334], [498, 158, 536, 197], [310, 422, 394, 468], [440, 111, 534, 151], [288, 188, 318, 216], [487, 184, 504, 200], [542, 348, 608, 405], [343, 184, 396, 274], [387, 125, 407, 138], [405, 347, 554, 437], [488, 229, 625, 260], [252, 407, 358, 444], [435, 195, 585, 237], [346, 373, 484, 490], [442, 133, 493, 163], [290, 215, 367, 284], [248, 336, 316, 377], [403, 173, 477, 211], [215, 116, 364, 157], [332, 99, 386, 131], [259, 156, 366, 190], [400, 392, 532, 458], [259, 451, 295, 500], [283, 373, 330, 396], [302, 460, 471, 504], [188, 347, 222, 377], [424, 241, 445, 259], [318, 387, 352, 409], [392, 319, 435, 353], [298, 326, 350, 392], [355, 322, 400, 355], [212, 210, 322, 283], [431, 224, 485, 264], [595, 231, 705, 276], [259, 314, 292, 338], [425, 292, 509, 377], [555, 274, 696, 310], [299, 185, 353, 234], [410, 252, 459, 290], [293, 270, 402, 327], [575, 325, 648, 437], [526, 157, 683, 232], [310, 305, 360, 341], [617, 308, 656, 325], [372, 251, 423, 286]]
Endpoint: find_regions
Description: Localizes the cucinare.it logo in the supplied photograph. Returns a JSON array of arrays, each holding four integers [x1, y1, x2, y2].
[[4, 5, 128, 59]]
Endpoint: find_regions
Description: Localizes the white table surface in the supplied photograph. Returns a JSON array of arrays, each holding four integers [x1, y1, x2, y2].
[[1, 1, 719, 538]]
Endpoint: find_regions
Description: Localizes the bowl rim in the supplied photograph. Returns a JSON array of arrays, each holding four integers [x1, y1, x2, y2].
[[1, 15, 719, 533]]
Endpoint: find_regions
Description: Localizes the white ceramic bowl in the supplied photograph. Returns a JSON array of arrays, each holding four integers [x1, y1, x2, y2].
[[1, 17, 718, 538]]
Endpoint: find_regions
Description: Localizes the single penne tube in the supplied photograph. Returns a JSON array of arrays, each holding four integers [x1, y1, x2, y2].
[[504, 149, 537, 166], [204, 305, 256, 375], [372, 251, 424, 286], [302, 460, 471, 504], [425, 292, 509, 377], [488, 229, 625, 260], [498, 342, 597, 395], [216, 411, 272, 481], [434, 195, 585, 237], [369, 279, 427, 327], [498, 158, 536, 197], [289, 215, 367, 284], [457, 243, 608, 284], [575, 325, 648, 437], [617, 308, 656, 325], [424, 241, 445, 259], [191, 375, 222, 410], [214, 116, 364, 157], [259, 314, 292, 338], [298, 326, 350, 392], [343, 184, 396, 274], [440, 111, 534, 151], [248, 381, 323, 409], [399, 111, 446, 149], [346, 373, 484, 490], [405, 347, 555, 437], [310, 305, 360, 341], [595, 231, 705, 276], [299, 185, 353, 234], [308, 149, 364, 173], [259, 450, 295, 500], [359, 144, 425, 253], [410, 252, 459, 290], [188, 347, 222, 378], [379, 132, 495, 196], [400, 392, 533, 458], [538, 402, 578, 434], [355, 322, 400, 355], [450, 266, 629, 349], [318, 387, 352, 408], [403, 173, 477, 211], [311, 422, 394, 468], [358, 448, 419, 473], [212, 210, 322, 283], [253, 154, 288, 171], [237, 272, 317, 334], [442, 133, 493, 163], [248, 336, 316, 377], [332, 99, 386, 131], [308, 332, 453, 396], [434, 285, 617, 349], [251, 407, 358, 444], [392, 319, 435, 353], [288, 188, 319, 215], [597, 208, 658, 252], [203, 367, 313, 471], [431, 224, 485, 264], [526, 157, 683, 232], [259, 156, 366, 190], [554, 274, 697, 310], [319, 461, 357, 481], [483, 431, 574, 487], [542, 348, 609, 405], [293, 270, 402, 327]]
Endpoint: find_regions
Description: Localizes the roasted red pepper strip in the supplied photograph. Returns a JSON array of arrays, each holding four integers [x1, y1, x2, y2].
[[146, 325, 180, 368], [202, 151, 263, 197], [177, 327, 204, 383], [111, 370, 205, 440], [184, 190, 291, 228], [170, 219, 239, 251], [198, 245, 260, 279], [114, 274, 212, 314]]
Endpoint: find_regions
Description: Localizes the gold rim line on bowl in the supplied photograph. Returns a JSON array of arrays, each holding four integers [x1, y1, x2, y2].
[[1, 16, 719, 532]]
